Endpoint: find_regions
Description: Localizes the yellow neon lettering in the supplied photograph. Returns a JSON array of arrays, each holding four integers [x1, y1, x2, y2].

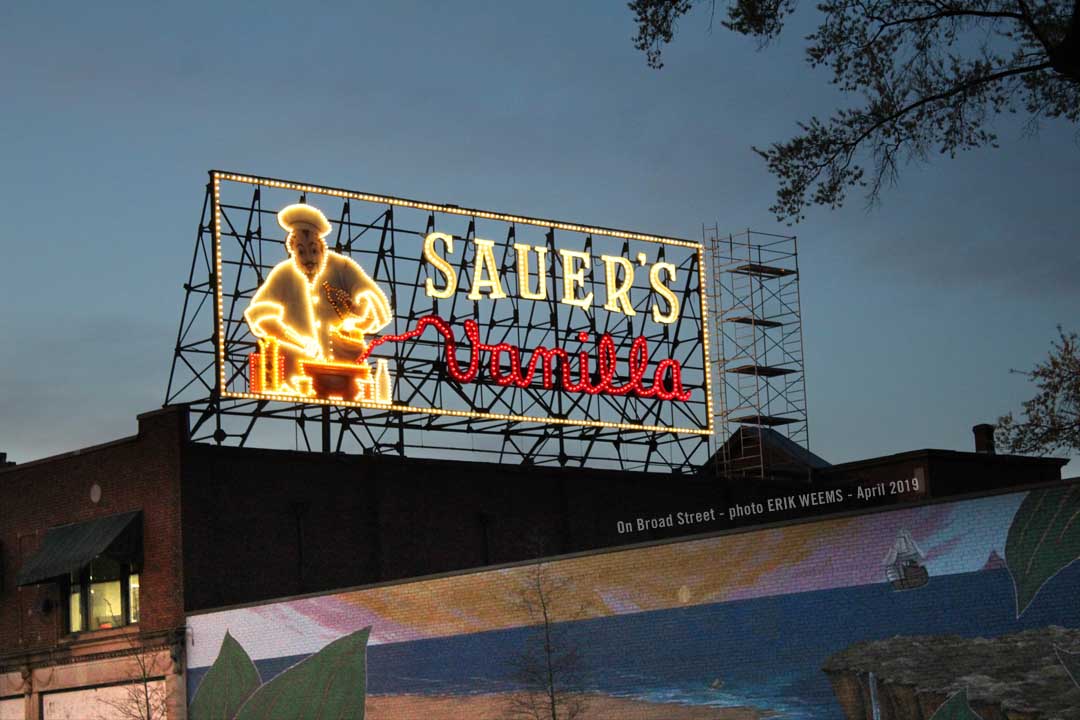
[[514, 243, 548, 301], [423, 232, 457, 299], [601, 255, 636, 316], [468, 238, 507, 300], [559, 248, 593, 310], [650, 262, 679, 324]]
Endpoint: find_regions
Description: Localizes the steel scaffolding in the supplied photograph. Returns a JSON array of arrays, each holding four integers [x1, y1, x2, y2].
[[706, 228, 810, 480]]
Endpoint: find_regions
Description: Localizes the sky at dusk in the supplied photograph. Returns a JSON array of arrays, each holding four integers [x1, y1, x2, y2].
[[1, 1, 1077, 467]]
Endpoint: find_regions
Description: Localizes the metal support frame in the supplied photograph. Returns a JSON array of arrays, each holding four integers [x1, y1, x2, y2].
[[706, 228, 810, 480], [165, 176, 714, 473]]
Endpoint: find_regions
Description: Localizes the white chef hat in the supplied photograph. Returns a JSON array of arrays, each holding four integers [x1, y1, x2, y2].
[[278, 203, 332, 238]]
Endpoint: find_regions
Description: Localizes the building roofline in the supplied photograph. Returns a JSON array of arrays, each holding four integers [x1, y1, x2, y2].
[[184, 473, 1080, 619], [183, 438, 689, 480], [0, 434, 140, 475], [0, 406, 187, 474], [822, 447, 1069, 472]]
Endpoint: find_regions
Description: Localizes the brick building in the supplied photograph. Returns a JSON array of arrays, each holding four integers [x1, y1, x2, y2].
[[0, 405, 1071, 719], [0, 410, 186, 720]]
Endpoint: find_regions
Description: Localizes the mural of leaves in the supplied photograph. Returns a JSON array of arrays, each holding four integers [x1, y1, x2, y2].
[[1005, 485, 1080, 616], [190, 631, 262, 720], [929, 689, 983, 720], [1058, 646, 1080, 688], [233, 627, 370, 720]]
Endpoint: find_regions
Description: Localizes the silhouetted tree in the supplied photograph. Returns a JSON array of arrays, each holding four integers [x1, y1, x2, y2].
[[997, 327, 1080, 455], [630, 0, 1080, 222], [95, 633, 170, 720], [506, 562, 588, 720]]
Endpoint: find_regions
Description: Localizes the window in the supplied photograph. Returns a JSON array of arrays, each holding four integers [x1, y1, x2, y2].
[[61, 518, 143, 634], [66, 558, 141, 632], [15, 510, 144, 633]]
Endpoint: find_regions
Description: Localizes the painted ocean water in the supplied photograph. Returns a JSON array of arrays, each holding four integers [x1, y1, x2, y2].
[[189, 565, 1080, 718]]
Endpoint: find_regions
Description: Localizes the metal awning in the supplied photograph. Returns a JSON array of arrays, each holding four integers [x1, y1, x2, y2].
[[17, 511, 141, 586]]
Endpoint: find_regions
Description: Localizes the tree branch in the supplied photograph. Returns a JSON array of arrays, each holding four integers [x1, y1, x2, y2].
[[866, 8, 1025, 27], [780, 58, 1054, 206], [1015, 0, 1058, 57], [632, 1, 1079, 218], [856, 60, 1051, 151]]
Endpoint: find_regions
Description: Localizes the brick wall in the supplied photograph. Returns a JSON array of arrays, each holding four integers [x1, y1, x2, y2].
[[181, 446, 730, 611]]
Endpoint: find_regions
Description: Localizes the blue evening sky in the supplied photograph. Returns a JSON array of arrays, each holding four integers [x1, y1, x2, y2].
[[1, 2, 1076, 467]]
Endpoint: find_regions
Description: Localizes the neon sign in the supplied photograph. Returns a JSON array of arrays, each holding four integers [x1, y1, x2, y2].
[[359, 316, 691, 401], [243, 204, 395, 403], [212, 172, 713, 435], [421, 232, 680, 323]]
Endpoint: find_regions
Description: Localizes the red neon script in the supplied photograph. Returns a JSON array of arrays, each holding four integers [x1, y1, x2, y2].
[[356, 315, 691, 402]]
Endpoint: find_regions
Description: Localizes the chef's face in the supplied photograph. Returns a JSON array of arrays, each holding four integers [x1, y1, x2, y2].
[[289, 229, 326, 279]]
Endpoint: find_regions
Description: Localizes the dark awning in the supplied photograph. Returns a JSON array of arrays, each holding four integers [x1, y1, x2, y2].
[[17, 511, 141, 586]]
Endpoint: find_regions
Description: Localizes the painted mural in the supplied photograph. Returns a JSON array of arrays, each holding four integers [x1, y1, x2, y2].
[[186, 485, 1080, 719]]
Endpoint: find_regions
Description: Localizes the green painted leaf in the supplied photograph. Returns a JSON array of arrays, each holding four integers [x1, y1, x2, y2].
[[1005, 485, 1080, 616], [929, 690, 982, 720], [234, 627, 370, 720], [190, 631, 262, 720], [1058, 647, 1080, 688]]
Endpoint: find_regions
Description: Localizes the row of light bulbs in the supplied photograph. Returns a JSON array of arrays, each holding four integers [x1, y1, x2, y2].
[[213, 172, 704, 250]]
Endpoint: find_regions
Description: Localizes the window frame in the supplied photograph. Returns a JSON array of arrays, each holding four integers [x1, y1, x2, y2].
[[65, 562, 142, 634]]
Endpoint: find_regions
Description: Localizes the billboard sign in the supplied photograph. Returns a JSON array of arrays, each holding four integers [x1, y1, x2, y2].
[[212, 172, 712, 435]]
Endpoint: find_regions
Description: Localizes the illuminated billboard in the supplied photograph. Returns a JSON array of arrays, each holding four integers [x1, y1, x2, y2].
[[211, 172, 712, 435]]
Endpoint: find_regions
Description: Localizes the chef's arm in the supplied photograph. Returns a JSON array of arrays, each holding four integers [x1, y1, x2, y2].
[[245, 303, 320, 357], [350, 288, 392, 331]]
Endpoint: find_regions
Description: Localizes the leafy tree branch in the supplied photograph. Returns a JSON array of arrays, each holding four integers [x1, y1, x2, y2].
[[629, 0, 1080, 222], [997, 327, 1080, 456]]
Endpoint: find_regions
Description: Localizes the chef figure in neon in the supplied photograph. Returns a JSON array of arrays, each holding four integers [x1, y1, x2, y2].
[[244, 203, 392, 397]]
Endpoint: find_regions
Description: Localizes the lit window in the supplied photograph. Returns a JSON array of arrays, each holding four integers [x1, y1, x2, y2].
[[66, 559, 141, 633], [62, 518, 143, 635]]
